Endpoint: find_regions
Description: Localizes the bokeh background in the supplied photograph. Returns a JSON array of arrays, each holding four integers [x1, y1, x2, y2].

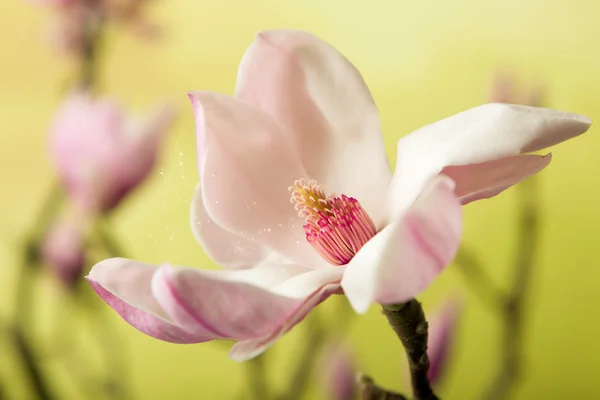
[[1, 0, 599, 398]]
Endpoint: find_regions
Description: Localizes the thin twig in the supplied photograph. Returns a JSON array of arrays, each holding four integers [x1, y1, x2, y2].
[[12, 183, 63, 400], [95, 218, 129, 258], [79, 1, 106, 90], [482, 177, 540, 400], [279, 313, 327, 400], [13, 325, 53, 400], [454, 246, 507, 310]]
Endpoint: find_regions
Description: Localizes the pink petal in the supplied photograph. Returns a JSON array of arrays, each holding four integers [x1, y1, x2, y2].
[[87, 258, 216, 343], [388, 103, 591, 217], [90, 256, 342, 360], [341, 176, 462, 314], [427, 299, 463, 385], [88, 258, 327, 346], [228, 282, 340, 361], [188, 91, 327, 268], [442, 154, 552, 205], [88, 280, 206, 344], [115, 101, 177, 198], [235, 30, 392, 225], [153, 264, 343, 342], [190, 184, 282, 269]]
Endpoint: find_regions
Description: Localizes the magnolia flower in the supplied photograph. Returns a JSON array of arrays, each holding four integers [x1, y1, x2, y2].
[[50, 92, 176, 214], [426, 299, 463, 385], [41, 217, 87, 286], [88, 30, 590, 361], [320, 342, 357, 400]]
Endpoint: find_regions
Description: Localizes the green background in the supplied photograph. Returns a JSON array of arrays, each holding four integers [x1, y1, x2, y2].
[[1, 0, 598, 398]]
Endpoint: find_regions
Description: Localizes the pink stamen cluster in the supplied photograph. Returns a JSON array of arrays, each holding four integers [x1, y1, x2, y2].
[[289, 179, 377, 266]]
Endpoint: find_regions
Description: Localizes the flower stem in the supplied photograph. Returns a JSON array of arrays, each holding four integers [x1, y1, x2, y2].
[[382, 300, 439, 400], [12, 323, 53, 400], [95, 218, 128, 258], [246, 354, 269, 400], [80, 1, 106, 91], [454, 246, 507, 310], [12, 183, 63, 400], [482, 177, 540, 400], [359, 375, 409, 400]]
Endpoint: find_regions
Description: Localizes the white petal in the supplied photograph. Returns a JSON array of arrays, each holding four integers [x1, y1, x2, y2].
[[388, 103, 591, 217], [235, 30, 392, 225], [342, 176, 462, 313], [190, 184, 287, 269]]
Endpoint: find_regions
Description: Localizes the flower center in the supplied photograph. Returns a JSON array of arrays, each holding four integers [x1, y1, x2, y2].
[[289, 179, 377, 266]]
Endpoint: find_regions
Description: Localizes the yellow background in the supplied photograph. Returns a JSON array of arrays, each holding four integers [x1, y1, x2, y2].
[[1, 0, 599, 398]]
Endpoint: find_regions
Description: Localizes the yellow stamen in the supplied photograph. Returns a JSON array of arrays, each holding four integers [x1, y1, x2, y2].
[[288, 179, 332, 219]]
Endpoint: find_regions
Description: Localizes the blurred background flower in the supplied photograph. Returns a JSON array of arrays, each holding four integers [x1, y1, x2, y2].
[[319, 342, 357, 400], [40, 215, 87, 286], [50, 92, 175, 214], [426, 298, 464, 387]]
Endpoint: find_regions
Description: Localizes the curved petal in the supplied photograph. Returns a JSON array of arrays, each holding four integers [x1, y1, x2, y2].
[[152, 264, 343, 342], [88, 279, 204, 343], [388, 103, 591, 217], [190, 184, 285, 269], [188, 91, 327, 268], [341, 176, 462, 314], [442, 154, 552, 205], [235, 30, 391, 225], [229, 283, 340, 361], [87, 258, 217, 343]]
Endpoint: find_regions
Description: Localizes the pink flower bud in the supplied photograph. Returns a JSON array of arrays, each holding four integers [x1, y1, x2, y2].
[[320, 343, 356, 400], [41, 219, 86, 286], [427, 299, 463, 386], [49, 92, 176, 214], [490, 71, 545, 107]]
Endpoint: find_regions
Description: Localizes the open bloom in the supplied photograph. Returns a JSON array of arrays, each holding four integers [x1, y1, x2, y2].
[[88, 30, 591, 361], [50, 92, 176, 214]]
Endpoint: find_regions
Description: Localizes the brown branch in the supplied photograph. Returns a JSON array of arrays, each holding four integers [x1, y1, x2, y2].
[[382, 301, 439, 400], [360, 375, 409, 400]]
